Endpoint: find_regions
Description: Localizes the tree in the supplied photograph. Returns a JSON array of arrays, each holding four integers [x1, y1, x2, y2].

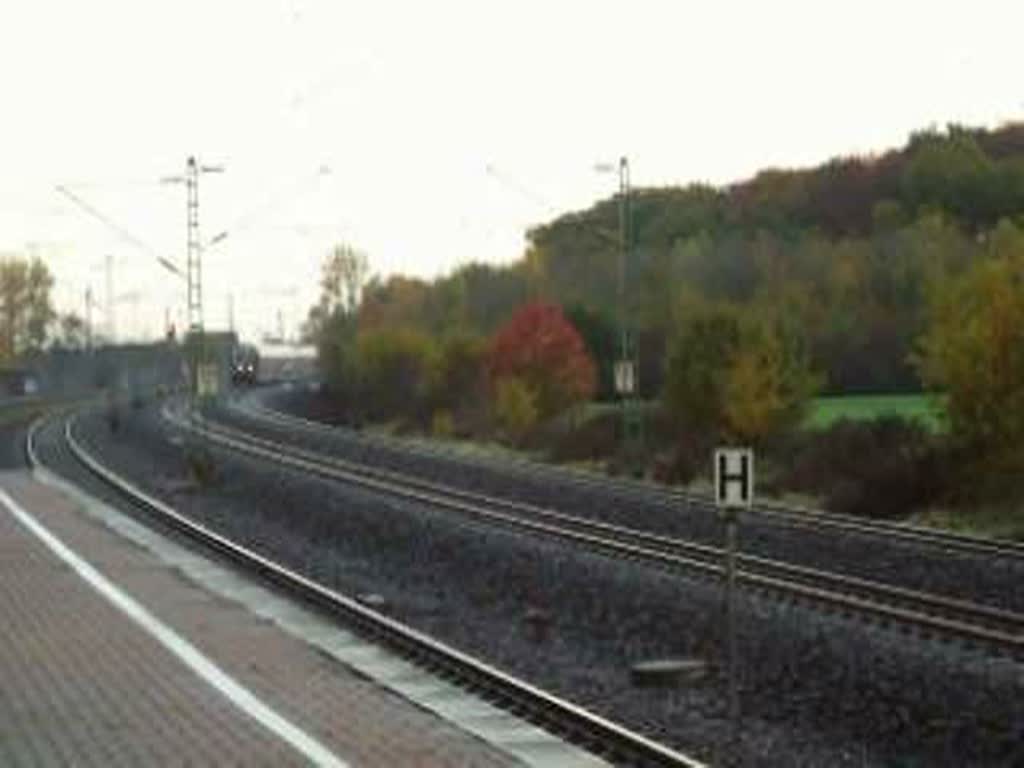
[[306, 245, 369, 406], [53, 312, 87, 350], [306, 244, 368, 341], [355, 327, 436, 422], [486, 302, 597, 420], [563, 304, 616, 399], [320, 243, 368, 316], [493, 376, 538, 441], [916, 239, 1024, 487], [358, 275, 433, 332], [663, 301, 743, 435], [0, 255, 55, 363], [664, 300, 819, 443], [723, 316, 820, 443], [430, 330, 487, 417], [902, 127, 996, 226], [315, 310, 358, 402]]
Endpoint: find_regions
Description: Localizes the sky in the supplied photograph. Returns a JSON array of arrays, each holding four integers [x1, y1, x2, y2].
[[0, 0, 1020, 344]]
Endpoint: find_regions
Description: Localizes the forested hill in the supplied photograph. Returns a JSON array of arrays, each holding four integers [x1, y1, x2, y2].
[[355, 123, 1024, 397], [533, 122, 1024, 246], [521, 122, 1024, 394]]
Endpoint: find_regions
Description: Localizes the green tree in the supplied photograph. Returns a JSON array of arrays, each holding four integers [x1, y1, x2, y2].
[[355, 327, 436, 422], [429, 330, 487, 421], [563, 304, 616, 399], [493, 376, 538, 442], [320, 243, 369, 315], [53, 312, 87, 350], [306, 245, 368, 405], [723, 316, 820, 443], [0, 255, 55, 363], [916, 240, 1024, 487], [316, 310, 358, 401], [663, 301, 743, 435], [902, 127, 995, 225], [664, 300, 819, 442]]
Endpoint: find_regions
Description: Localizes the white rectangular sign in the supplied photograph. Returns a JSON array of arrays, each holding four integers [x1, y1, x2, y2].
[[714, 448, 754, 508], [614, 360, 636, 395], [197, 363, 220, 398]]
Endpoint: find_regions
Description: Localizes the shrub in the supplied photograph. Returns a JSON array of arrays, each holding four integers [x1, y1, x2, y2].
[[355, 327, 436, 423], [664, 299, 819, 445], [486, 302, 596, 421], [431, 409, 454, 439], [916, 234, 1024, 495], [429, 331, 487, 422], [185, 446, 219, 487], [494, 377, 538, 442], [548, 411, 618, 463], [652, 435, 707, 486], [784, 417, 945, 518]]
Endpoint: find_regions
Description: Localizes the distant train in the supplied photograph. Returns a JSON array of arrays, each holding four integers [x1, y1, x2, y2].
[[230, 343, 260, 386]]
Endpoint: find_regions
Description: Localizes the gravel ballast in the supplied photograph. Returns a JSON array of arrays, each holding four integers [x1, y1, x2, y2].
[[221, 388, 1024, 617], [41, 403, 1024, 767]]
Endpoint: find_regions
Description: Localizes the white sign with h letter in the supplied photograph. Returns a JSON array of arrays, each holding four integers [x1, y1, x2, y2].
[[714, 448, 754, 509], [712, 446, 752, 740]]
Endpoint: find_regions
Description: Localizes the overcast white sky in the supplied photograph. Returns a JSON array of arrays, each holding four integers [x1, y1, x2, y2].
[[0, 0, 1020, 343]]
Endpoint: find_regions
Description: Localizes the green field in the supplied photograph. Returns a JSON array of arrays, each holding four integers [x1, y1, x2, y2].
[[581, 395, 948, 431], [807, 393, 947, 431]]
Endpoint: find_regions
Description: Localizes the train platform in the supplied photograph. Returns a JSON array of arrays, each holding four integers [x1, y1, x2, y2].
[[0, 467, 607, 767]]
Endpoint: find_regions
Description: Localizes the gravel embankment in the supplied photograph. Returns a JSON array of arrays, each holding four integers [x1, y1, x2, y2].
[[47, 403, 1024, 767], [222, 388, 1024, 616]]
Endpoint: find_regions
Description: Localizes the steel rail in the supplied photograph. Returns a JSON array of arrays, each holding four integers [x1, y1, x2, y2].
[[236, 395, 1024, 560], [176, 406, 1024, 656], [26, 413, 708, 768]]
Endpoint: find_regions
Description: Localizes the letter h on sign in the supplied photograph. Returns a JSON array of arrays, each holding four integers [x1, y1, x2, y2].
[[715, 448, 754, 509]]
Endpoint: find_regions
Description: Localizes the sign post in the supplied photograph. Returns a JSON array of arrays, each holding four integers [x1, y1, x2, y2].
[[614, 358, 645, 474], [714, 447, 753, 745]]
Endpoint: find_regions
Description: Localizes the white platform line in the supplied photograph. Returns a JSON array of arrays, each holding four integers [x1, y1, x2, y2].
[[0, 486, 348, 768]]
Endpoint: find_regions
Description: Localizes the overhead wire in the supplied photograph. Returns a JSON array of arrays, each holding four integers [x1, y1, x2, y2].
[[202, 165, 331, 252], [484, 163, 560, 216], [54, 185, 184, 278]]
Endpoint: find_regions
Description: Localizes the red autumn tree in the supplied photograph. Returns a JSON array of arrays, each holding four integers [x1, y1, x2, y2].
[[486, 302, 597, 419]]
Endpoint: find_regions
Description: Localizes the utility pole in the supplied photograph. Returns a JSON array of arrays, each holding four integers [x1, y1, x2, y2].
[[617, 157, 631, 450], [609, 157, 642, 471], [597, 157, 642, 468], [162, 157, 224, 399], [114, 291, 142, 342], [85, 288, 94, 350], [105, 253, 115, 344]]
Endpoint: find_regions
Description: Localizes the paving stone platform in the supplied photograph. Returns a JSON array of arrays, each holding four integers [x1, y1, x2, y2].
[[0, 468, 608, 767]]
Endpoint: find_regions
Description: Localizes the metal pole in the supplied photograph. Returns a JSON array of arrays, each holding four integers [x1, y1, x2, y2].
[[105, 253, 115, 343], [617, 156, 644, 469], [85, 288, 93, 351], [724, 508, 740, 743], [618, 157, 628, 452]]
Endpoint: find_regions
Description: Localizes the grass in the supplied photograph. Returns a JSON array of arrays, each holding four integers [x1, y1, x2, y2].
[[583, 393, 949, 432], [806, 393, 947, 432], [910, 504, 1024, 542]]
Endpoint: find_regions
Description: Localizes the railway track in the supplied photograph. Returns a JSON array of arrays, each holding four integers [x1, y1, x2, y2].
[[174, 404, 1024, 657], [27, 411, 707, 768], [235, 393, 1024, 561]]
